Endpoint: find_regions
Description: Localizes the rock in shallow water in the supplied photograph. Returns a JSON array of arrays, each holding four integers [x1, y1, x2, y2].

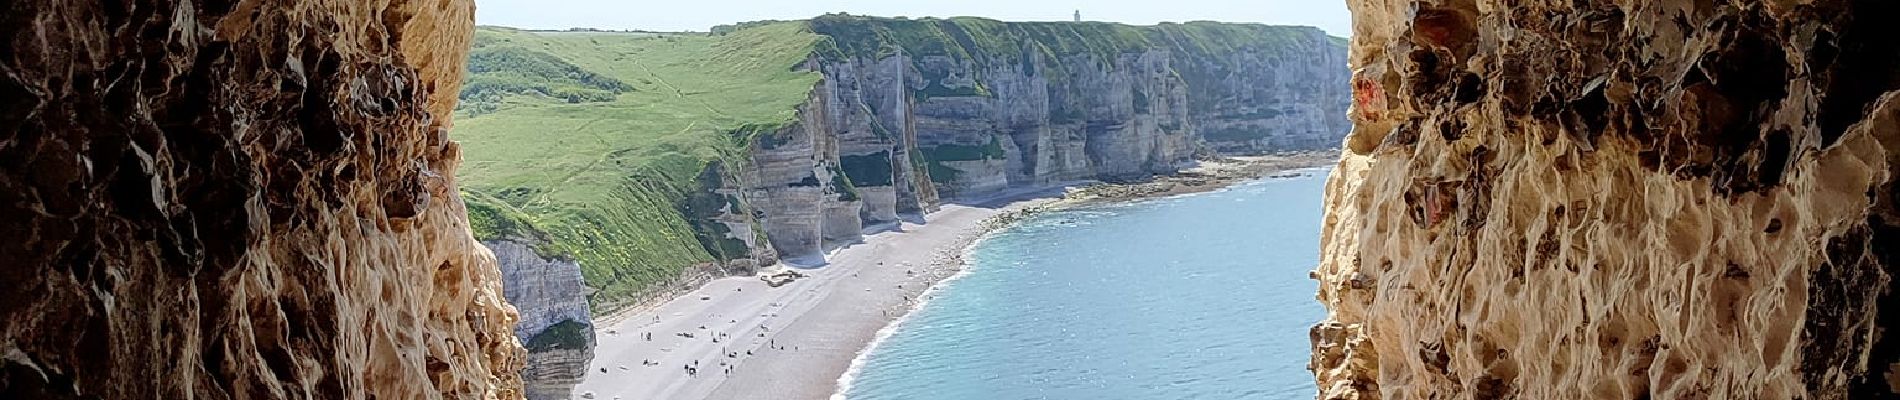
[[0, 0, 525, 398], [1314, 1, 1899, 399]]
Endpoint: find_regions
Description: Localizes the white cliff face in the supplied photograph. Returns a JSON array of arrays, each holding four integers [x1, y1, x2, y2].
[[734, 88, 868, 262], [709, 22, 1353, 264], [489, 240, 594, 400], [485, 22, 1352, 393], [904, 50, 1199, 195], [493, 241, 592, 339], [1192, 45, 1353, 153]]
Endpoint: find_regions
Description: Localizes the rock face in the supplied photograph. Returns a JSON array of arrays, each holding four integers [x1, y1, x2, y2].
[[710, 16, 1353, 262], [1312, 1, 1899, 399], [0, 0, 526, 399], [490, 241, 593, 400], [476, 18, 1352, 393]]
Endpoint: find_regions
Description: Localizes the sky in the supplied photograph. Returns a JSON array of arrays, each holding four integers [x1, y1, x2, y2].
[[473, 0, 1353, 37]]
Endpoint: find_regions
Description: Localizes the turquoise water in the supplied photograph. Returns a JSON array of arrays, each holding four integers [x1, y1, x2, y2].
[[843, 168, 1331, 400]]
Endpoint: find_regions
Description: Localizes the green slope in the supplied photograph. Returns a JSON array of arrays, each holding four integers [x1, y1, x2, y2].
[[453, 24, 820, 309], [453, 18, 1335, 312]]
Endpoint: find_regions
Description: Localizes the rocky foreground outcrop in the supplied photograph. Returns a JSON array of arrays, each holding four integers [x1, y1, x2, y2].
[[0, 0, 525, 398], [1313, 1, 1897, 399]]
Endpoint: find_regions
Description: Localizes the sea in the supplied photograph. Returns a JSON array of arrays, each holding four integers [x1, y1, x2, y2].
[[839, 167, 1332, 400]]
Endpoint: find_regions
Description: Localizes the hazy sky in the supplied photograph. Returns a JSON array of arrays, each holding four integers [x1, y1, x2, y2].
[[474, 0, 1352, 36]]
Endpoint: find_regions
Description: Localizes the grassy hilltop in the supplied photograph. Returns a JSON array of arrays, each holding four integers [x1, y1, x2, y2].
[[454, 23, 820, 307], [452, 16, 1338, 311]]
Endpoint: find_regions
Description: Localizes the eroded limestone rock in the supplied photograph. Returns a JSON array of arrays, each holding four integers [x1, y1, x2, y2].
[[0, 0, 526, 398], [1315, 1, 1898, 399]]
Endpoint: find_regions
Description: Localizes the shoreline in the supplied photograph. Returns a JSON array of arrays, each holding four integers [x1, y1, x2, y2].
[[1063, 150, 1340, 203], [587, 183, 1085, 330], [573, 151, 1336, 400], [573, 190, 1063, 400], [701, 196, 1057, 400], [825, 151, 1339, 398], [828, 203, 1047, 399]]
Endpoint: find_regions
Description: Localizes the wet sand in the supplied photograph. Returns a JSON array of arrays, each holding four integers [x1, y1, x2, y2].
[[572, 153, 1335, 400], [573, 189, 1061, 400]]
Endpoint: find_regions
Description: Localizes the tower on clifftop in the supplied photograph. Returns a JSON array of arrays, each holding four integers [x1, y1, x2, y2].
[[1075, 10, 1082, 22]]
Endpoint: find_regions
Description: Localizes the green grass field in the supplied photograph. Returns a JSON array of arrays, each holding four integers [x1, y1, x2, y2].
[[453, 23, 821, 309], [452, 17, 1338, 312]]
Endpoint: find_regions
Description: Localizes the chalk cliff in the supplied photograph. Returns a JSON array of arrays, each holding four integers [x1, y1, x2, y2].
[[462, 18, 1349, 397], [727, 16, 1353, 262], [0, 0, 525, 398], [1312, 1, 1898, 399], [491, 241, 594, 400]]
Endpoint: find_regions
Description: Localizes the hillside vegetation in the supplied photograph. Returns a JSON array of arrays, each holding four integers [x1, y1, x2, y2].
[[454, 23, 820, 308], [454, 17, 1338, 311]]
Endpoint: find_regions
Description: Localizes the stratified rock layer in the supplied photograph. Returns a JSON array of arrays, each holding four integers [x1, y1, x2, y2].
[[731, 17, 1353, 261], [0, 0, 526, 398], [490, 241, 593, 400], [1313, 1, 1899, 399], [466, 19, 1352, 317]]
